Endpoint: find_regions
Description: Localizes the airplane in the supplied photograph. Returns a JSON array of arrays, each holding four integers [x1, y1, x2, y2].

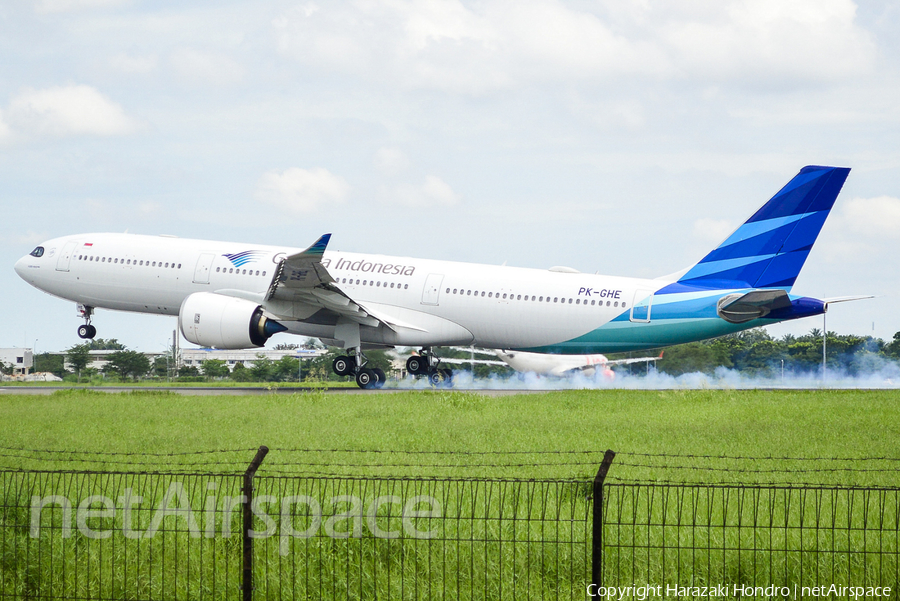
[[15, 165, 861, 389], [438, 347, 663, 380]]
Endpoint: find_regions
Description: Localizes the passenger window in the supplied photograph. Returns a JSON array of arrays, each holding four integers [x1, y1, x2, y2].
[[554, 297, 558, 303], [404, 284, 408, 289], [576, 299, 580, 304], [517, 295, 521, 300], [481, 292, 485, 297], [614, 301, 619, 307], [217, 267, 220, 272], [568, 299, 573, 304], [622, 303, 627, 308]]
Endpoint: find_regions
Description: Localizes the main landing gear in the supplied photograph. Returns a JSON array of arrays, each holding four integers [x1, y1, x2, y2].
[[332, 349, 386, 390], [76, 305, 96, 340], [406, 348, 453, 387]]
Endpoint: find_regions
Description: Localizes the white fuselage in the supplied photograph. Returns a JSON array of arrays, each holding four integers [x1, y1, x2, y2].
[[15, 232, 662, 351], [494, 349, 612, 377]]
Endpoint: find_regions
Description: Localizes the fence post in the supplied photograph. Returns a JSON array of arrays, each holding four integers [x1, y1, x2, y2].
[[242, 446, 269, 601], [591, 449, 616, 598]]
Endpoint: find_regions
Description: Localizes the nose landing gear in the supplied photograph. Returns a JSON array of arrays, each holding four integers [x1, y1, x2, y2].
[[76, 305, 96, 340]]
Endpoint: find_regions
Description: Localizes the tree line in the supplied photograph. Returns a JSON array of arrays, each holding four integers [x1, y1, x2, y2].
[[20, 329, 900, 383], [615, 329, 900, 378]]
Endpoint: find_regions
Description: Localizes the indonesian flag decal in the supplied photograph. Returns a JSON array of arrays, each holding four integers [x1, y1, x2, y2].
[[83, 242, 93, 246]]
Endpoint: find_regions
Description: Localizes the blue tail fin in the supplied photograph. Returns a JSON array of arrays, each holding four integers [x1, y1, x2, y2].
[[676, 166, 850, 290]]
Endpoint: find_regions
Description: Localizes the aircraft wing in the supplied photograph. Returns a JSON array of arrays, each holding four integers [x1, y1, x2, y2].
[[605, 352, 664, 366], [264, 234, 400, 330], [438, 357, 508, 367]]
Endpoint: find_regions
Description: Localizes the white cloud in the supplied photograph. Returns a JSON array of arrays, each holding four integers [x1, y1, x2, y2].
[[109, 53, 158, 74], [374, 147, 410, 175], [7, 85, 138, 137], [170, 48, 245, 86], [254, 167, 351, 214], [34, 0, 126, 14], [841, 196, 900, 238], [659, 0, 876, 86], [272, 0, 874, 94], [386, 175, 459, 207], [0, 110, 11, 143]]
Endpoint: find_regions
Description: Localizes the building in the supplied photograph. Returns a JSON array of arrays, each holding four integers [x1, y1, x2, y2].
[[0, 348, 33, 376], [180, 347, 325, 371]]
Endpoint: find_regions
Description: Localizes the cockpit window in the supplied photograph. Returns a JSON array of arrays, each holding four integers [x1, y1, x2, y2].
[[30, 247, 44, 258]]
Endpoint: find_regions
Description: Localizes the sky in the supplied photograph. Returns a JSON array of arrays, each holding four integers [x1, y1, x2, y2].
[[2, 0, 899, 354]]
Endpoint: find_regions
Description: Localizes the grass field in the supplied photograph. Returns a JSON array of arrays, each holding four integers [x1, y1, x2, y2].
[[2, 389, 900, 599], [1, 388, 899, 483]]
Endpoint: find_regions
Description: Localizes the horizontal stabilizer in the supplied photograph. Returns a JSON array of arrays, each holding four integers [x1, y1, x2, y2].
[[716, 289, 792, 324]]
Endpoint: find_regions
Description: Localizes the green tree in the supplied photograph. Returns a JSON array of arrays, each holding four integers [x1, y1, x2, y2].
[[273, 356, 300, 382], [201, 359, 230, 379], [250, 355, 275, 381], [86, 338, 126, 350], [656, 342, 731, 376], [303, 348, 345, 381], [152, 357, 170, 379], [230, 362, 253, 382], [177, 365, 200, 378], [885, 332, 900, 359], [66, 344, 92, 382], [104, 350, 151, 381], [33, 353, 67, 378]]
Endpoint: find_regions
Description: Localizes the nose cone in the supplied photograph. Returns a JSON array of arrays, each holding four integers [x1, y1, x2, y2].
[[14, 255, 28, 279]]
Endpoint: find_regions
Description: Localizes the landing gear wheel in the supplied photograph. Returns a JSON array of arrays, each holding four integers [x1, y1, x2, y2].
[[407, 356, 426, 376], [440, 368, 453, 383], [356, 368, 377, 389], [428, 369, 449, 387], [373, 368, 386, 389], [77, 324, 96, 339], [333, 356, 353, 377]]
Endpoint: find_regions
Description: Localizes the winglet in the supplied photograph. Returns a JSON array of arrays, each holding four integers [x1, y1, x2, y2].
[[304, 233, 331, 257]]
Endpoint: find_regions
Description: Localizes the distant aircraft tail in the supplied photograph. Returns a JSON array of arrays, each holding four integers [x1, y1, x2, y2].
[[676, 166, 850, 290]]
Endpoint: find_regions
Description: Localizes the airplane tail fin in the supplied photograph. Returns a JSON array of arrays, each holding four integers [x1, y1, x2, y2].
[[675, 166, 850, 290]]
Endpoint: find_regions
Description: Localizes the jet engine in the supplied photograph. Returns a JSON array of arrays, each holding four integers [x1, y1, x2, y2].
[[179, 292, 287, 349]]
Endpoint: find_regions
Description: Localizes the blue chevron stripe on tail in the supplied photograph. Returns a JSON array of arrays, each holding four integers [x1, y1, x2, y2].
[[674, 165, 850, 291]]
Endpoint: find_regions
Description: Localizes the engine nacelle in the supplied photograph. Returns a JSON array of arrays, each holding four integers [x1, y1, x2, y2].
[[179, 292, 287, 349]]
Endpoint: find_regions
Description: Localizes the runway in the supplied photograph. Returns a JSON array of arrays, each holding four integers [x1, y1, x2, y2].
[[0, 385, 546, 396]]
